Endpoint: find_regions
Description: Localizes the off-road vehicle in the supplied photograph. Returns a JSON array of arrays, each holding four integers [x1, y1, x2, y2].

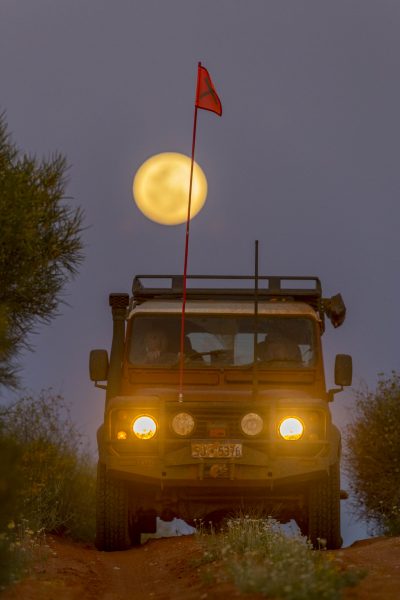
[[90, 274, 352, 551]]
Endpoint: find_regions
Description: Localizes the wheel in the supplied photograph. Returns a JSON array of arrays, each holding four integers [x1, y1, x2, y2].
[[328, 461, 342, 549], [307, 462, 342, 549], [95, 463, 106, 550], [95, 462, 130, 551]]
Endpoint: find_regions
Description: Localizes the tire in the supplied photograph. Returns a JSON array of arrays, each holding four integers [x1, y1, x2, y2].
[[95, 462, 131, 551], [307, 462, 342, 549], [328, 461, 342, 549], [95, 463, 106, 550]]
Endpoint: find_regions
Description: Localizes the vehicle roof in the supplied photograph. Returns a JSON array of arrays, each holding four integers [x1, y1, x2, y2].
[[128, 300, 320, 320]]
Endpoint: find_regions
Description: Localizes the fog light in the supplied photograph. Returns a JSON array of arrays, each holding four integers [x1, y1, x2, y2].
[[133, 415, 157, 440], [241, 413, 263, 436], [278, 417, 304, 440], [171, 412, 195, 436]]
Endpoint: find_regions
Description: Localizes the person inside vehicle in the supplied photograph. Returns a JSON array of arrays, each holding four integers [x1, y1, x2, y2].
[[142, 329, 204, 366], [143, 328, 169, 363], [257, 333, 302, 365]]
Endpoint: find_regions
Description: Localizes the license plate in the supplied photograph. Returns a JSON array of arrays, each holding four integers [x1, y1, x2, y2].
[[191, 441, 242, 458]]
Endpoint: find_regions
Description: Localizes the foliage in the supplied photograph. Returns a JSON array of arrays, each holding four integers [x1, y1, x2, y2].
[[345, 372, 400, 535], [0, 113, 83, 387], [197, 517, 362, 600], [0, 390, 96, 541], [0, 520, 48, 588], [0, 424, 23, 530], [0, 425, 25, 586]]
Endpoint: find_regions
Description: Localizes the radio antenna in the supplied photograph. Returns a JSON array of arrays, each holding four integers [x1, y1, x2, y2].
[[252, 240, 259, 398]]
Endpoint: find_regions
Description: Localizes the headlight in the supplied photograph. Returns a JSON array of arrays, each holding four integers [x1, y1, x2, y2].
[[171, 412, 195, 436], [241, 412, 264, 436], [132, 415, 157, 440], [278, 417, 304, 441]]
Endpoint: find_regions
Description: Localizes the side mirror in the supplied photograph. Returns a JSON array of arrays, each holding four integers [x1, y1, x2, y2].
[[334, 354, 352, 387], [89, 349, 109, 382]]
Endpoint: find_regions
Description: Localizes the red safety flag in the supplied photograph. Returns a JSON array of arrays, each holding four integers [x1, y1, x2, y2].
[[195, 64, 222, 116], [179, 62, 222, 401]]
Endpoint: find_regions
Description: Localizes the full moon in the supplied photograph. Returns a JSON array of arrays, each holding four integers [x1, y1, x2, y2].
[[133, 152, 208, 225]]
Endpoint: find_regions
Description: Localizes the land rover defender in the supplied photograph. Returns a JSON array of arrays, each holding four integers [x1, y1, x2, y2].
[[90, 275, 352, 551]]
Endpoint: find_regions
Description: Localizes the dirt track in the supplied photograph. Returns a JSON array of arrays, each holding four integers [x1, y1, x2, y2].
[[3, 535, 400, 600]]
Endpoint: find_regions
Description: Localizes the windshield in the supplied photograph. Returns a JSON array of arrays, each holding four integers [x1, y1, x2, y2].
[[129, 314, 317, 369]]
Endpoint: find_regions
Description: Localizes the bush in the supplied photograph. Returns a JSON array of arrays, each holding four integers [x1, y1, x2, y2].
[[0, 430, 25, 587], [197, 517, 361, 600], [0, 520, 48, 588], [345, 372, 400, 535], [0, 390, 96, 541], [0, 426, 23, 530]]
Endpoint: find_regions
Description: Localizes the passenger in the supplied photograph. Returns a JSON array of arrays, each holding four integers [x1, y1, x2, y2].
[[257, 335, 302, 364]]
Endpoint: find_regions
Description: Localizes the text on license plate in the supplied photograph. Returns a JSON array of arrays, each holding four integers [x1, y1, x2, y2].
[[191, 441, 242, 458]]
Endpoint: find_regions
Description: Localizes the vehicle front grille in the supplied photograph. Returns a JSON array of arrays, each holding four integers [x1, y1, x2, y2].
[[166, 404, 257, 440]]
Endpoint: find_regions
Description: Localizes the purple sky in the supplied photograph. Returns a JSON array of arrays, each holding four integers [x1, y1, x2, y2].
[[2, 1, 400, 544]]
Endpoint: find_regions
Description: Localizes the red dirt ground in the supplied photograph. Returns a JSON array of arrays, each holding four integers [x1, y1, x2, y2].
[[2, 535, 400, 599]]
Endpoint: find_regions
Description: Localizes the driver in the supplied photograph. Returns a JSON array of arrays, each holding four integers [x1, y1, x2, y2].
[[144, 328, 169, 363]]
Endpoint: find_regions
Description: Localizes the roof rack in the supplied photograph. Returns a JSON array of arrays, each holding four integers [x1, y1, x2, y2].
[[131, 275, 346, 329], [133, 274, 319, 303]]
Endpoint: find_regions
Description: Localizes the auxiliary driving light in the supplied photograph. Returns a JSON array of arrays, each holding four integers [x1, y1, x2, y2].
[[132, 415, 157, 440], [171, 412, 195, 436], [241, 413, 264, 436], [278, 417, 304, 441]]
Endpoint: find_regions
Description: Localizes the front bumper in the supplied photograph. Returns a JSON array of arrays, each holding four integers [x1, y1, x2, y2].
[[102, 438, 333, 488], [98, 395, 340, 494]]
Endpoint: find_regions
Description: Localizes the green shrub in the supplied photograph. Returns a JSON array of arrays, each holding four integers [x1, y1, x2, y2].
[[0, 390, 96, 541], [345, 372, 400, 535], [198, 517, 362, 600], [0, 431, 25, 587], [0, 520, 48, 588], [0, 427, 23, 530], [0, 427, 49, 587]]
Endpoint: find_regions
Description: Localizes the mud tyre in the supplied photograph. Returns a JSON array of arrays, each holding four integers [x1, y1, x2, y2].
[[95, 462, 130, 551], [307, 462, 341, 550], [328, 461, 342, 549]]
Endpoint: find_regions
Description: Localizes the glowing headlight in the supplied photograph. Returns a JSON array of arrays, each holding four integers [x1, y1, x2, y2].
[[241, 412, 264, 436], [171, 412, 195, 436], [279, 417, 304, 441], [132, 415, 157, 440]]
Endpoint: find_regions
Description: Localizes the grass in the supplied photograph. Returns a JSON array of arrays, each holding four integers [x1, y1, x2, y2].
[[0, 390, 96, 587], [0, 519, 49, 589], [196, 516, 364, 600]]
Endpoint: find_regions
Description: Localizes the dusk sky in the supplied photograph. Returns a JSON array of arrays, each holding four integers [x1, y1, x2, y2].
[[2, 1, 400, 544]]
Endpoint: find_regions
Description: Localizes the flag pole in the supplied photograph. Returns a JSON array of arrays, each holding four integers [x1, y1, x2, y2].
[[179, 63, 201, 402]]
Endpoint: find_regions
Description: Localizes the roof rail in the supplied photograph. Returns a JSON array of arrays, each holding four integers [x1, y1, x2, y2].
[[133, 273, 319, 301], [131, 275, 346, 329]]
